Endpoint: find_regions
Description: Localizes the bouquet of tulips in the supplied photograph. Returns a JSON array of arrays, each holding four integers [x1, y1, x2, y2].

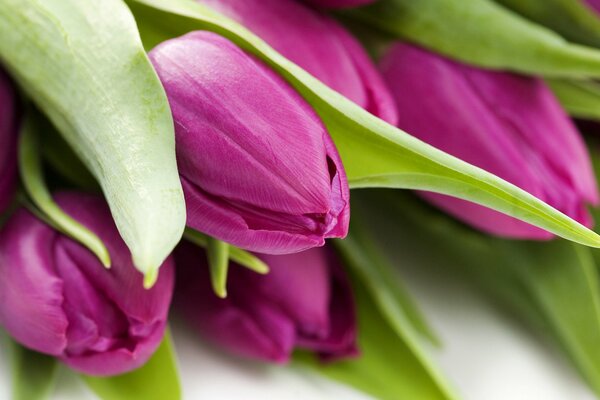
[[3, 0, 600, 398]]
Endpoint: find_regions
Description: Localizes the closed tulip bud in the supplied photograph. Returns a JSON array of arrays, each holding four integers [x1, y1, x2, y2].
[[0, 193, 174, 376], [149, 32, 349, 254], [380, 43, 598, 239], [174, 243, 357, 363], [0, 68, 18, 213], [197, 0, 397, 123], [301, 0, 376, 9]]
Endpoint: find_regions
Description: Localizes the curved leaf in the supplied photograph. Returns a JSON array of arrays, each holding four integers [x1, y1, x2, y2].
[[0, 0, 186, 283], [351, 189, 600, 397], [19, 111, 111, 267], [496, 0, 600, 48], [296, 274, 458, 400], [125, 0, 600, 248], [346, 0, 600, 77]]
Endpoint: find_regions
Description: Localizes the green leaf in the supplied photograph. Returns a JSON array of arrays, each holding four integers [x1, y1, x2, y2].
[[183, 228, 269, 274], [296, 273, 458, 400], [19, 110, 111, 268], [346, 0, 600, 77], [495, 0, 600, 48], [334, 228, 440, 346], [349, 189, 600, 397], [125, 0, 600, 250], [83, 331, 181, 400], [0, 0, 186, 284], [206, 235, 229, 298], [10, 341, 58, 400], [547, 78, 600, 120]]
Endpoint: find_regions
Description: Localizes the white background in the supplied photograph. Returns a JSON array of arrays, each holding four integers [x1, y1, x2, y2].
[[0, 261, 596, 400]]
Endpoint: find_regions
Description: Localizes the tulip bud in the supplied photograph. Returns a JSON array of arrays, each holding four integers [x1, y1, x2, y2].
[[380, 43, 598, 239], [149, 32, 350, 254], [0, 192, 174, 376], [301, 0, 375, 9], [174, 242, 357, 363], [0, 68, 18, 213], [197, 0, 397, 124]]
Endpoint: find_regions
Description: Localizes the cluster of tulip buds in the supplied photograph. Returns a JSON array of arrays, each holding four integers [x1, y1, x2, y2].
[[1, 0, 600, 393]]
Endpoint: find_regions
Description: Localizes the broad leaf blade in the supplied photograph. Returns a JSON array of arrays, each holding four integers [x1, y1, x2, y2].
[[0, 0, 186, 282], [346, 0, 600, 77], [296, 274, 458, 400], [351, 189, 600, 396], [10, 342, 58, 400], [126, 0, 600, 249], [83, 331, 181, 400]]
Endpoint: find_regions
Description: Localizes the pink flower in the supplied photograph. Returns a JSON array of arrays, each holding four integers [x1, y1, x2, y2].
[[174, 243, 358, 363], [150, 32, 350, 254], [0, 193, 174, 376], [380, 43, 598, 239]]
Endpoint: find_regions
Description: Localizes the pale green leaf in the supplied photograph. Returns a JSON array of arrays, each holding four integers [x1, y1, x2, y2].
[[495, 0, 600, 48], [346, 0, 600, 77], [350, 189, 600, 397], [0, 0, 186, 283], [125, 0, 600, 249], [10, 342, 58, 400], [547, 78, 600, 120], [296, 274, 458, 400], [183, 228, 269, 274], [83, 331, 181, 400], [19, 110, 110, 267]]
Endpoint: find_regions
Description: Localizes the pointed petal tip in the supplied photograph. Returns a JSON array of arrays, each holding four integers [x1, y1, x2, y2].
[[143, 269, 159, 290]]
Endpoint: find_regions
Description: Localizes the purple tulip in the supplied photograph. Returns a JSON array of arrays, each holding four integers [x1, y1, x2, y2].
[[301, 0, 376, 9], [380, 43, 598, 239], [149, 32, 350, 254], [0, 192, 174, 376], [174, 242, 358, 363], [197, 0, 397, 123], [0, 68, 18, 213]]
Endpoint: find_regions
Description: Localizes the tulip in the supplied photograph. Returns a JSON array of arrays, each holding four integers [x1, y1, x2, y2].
[[0, 192, 174, 376], [301, 0, 376, 9], [149, 32, 350, 254], [174, 242, 357, 363], [197, 0, 397, 123], [0, 68, 18, 213], [380, 43, 598, 239]]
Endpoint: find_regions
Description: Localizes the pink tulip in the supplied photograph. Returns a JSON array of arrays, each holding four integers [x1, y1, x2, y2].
[[0, 192, 174, 376], [585, 0, 600, 14], [174, 243, 357, 363], [150, 32, 349, 254], [380, 43, 598, 239], [197, 0, 397, 123], [0, 68, 18, 213]]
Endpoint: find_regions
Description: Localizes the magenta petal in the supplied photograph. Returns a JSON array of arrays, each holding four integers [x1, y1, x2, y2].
[[380, 43, 598, 238], [174, 244, 358, 363], [150, 31, 349, 253], [585, 0, 600, 15], [0, 210, 67, 355], [174, 243, 295, 363], [197, 0, 396, 123]]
